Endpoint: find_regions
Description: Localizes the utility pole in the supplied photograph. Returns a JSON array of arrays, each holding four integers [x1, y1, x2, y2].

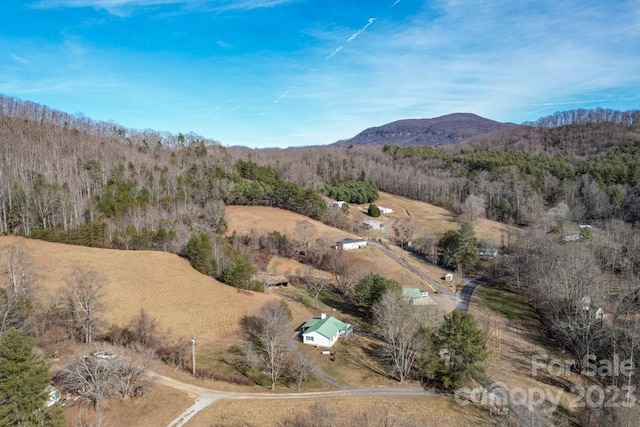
[[191, 335, 196, 376]]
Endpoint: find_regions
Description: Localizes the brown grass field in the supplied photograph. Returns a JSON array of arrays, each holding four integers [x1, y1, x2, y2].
[[373, 192, 512, 244], [0, 236, 314, 348], [64, 382, 191, 427], [187, 395, 493, 426], [226, 205, 353, 243], [0, 197, 521, 426]]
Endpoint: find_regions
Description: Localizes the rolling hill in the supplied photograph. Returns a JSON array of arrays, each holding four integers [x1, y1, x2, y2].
[[0, 236, 313, 348]]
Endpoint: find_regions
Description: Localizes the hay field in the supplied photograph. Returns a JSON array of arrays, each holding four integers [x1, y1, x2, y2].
[[374, 191, 511, 244], [0, 236, 312, 348], [226, 206, 352, 243]]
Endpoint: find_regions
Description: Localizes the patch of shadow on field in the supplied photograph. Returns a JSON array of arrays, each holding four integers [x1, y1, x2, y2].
[[342, 340, 394, 381], [319, 294, 361, 318]]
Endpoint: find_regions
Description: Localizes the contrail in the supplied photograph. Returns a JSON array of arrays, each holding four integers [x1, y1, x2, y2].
[[273, 88, 291, 104], [392, 0, 402, 7], [327, 46, 343, 59], [347, 17, 376, 42]]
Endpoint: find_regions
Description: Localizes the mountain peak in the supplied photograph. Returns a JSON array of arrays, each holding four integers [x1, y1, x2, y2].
[[336, 113, 517, 147]]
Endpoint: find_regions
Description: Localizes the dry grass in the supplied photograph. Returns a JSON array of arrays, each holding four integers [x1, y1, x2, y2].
[[267, 256, 333, 281], [470, 286, 583, 424], [226, 205, 351, 242], [64, 383, 191, 427], [374, 192, 512, 244], [186, 395, 493, 426], [0, 236, 313, 348]]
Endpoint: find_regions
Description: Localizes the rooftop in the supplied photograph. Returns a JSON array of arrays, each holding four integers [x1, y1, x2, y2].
[[302, 315, 350, 340]]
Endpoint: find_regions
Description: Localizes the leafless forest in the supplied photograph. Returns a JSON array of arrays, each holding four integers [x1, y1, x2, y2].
[[1, 95, 640, 424]]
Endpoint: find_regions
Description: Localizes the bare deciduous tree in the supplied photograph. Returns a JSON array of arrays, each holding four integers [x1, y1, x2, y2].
[[288, 344, 315, 392], [460, 194, 486, 222], [0, 245, 38, 339], [296, 220, 316, 254], [242, 301, 292, 390], [305, 273, 329, 309], [60, 268, 107, 344], [373, 291, 427, 383], [56, 350, 149, 409]]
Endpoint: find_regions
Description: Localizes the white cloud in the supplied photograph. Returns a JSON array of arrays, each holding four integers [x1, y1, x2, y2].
[[33, 0, 298, 14]]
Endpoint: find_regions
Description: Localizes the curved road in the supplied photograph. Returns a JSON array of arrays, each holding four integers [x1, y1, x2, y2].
[[454, 278, 485, 311], [156, 372, 436, 427]]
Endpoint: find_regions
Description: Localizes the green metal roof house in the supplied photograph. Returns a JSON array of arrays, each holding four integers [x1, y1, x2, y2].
[[300, 313, 351, 347]]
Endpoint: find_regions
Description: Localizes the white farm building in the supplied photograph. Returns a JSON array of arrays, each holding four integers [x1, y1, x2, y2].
[[336, 238, 367, 250]]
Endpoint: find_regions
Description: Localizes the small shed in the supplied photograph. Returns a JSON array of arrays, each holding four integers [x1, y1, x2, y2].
[[256, 273, 289, 288], [300, 313, 351, 348], [330, 201, 346, 208], [403, 288, 422, 304], [336, 238, 367, 250], [378, 206, 395, 215]]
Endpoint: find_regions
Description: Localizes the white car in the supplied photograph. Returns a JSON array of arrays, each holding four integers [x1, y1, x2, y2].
[[45, 386, 61, 407], [93, 351, 116, 360]]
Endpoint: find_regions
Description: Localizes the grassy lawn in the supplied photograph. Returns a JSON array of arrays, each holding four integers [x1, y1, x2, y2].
[[476, 286, 537, 325]]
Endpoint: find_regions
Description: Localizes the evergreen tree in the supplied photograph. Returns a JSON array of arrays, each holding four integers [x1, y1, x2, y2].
[[354, 273, 401, 315], [184, 232, 216, 276], [368, 203, 381, 217], [0, 328, 50, 425], [438, 222, 479, 274], [430, 311, 486, 389]]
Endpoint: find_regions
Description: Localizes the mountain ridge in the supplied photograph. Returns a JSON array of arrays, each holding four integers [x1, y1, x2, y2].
[[334, 112, 519, 147]]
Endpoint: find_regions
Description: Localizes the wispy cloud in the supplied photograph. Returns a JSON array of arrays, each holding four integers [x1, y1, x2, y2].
[[33, 0, 298, 14], [391, 0, 401, 7]]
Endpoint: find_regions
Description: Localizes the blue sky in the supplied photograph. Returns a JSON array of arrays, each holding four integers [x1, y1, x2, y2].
[[1, 0, 639, 148]]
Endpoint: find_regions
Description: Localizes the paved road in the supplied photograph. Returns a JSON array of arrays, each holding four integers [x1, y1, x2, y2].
[[454, 277, 485, 311], [157, 372, 434, 427], [367, 241, 455, 295]]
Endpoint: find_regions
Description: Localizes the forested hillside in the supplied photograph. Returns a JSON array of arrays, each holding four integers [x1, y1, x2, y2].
[[1, 95, 639, 249]]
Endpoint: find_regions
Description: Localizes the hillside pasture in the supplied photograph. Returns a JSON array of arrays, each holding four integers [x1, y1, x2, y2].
[[373, 192, 511, 244], [226, 205, 352, 243], [0, 236, 312, 348]]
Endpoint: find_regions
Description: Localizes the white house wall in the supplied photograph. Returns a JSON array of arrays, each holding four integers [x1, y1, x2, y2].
[[302, 331, 335, 347]]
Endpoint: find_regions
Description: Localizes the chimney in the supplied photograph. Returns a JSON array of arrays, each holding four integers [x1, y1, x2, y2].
[[320, 313, 327, 319]]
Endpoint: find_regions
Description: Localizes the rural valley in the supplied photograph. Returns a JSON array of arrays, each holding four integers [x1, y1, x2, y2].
[[0, 95, 639, 427]]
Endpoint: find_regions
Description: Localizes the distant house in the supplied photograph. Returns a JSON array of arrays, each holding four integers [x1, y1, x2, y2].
[[563, 234, 581, 242], [477, 247, 498, 258], [336, 238, 367, 250], [363, 220, 382, 230], [378, 206, 394, 215], [300, 313, 352, 347], [330, 201, 346, 208]]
